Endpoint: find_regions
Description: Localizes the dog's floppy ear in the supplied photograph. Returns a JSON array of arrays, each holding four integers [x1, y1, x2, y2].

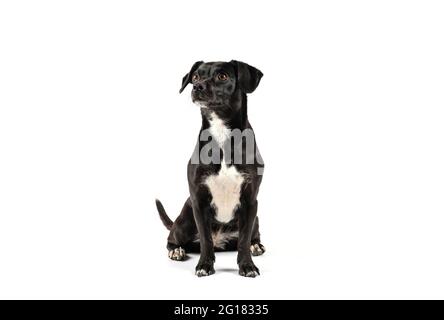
[[230, 60, 263, 94], [179, 61, 204, 93]]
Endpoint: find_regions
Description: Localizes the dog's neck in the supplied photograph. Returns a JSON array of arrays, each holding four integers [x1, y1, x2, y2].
[[200, 93, 248, 131]]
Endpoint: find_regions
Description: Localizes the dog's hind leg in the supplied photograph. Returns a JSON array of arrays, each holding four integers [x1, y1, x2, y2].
[[167, 198, 197, 261], [250, 217, 266, 256]]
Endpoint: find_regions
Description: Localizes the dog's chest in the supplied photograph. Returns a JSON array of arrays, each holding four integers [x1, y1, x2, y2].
[[205, 162, 244, 223], [204, 113, 244, 223], [208, 114, 230, 147]]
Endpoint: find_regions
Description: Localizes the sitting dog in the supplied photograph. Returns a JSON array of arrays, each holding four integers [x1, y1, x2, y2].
[[156, 60, 265, 277]]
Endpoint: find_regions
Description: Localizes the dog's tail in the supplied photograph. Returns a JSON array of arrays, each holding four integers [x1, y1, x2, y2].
[[155, 199, 173, 231]]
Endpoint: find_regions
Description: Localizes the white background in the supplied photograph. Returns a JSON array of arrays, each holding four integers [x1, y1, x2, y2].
[[1, 1, 443, 299]]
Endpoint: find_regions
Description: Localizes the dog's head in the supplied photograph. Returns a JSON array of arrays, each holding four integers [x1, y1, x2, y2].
[[179, 60, 263, 108]]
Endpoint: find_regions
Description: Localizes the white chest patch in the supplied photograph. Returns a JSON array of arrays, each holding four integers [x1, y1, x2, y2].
[[208, 113, 231, 147], [205, 162, 244, 223], [204, 113, 244, 223]]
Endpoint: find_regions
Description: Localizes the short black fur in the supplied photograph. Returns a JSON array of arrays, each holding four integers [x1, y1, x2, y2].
[[156, 60, 265, 277]]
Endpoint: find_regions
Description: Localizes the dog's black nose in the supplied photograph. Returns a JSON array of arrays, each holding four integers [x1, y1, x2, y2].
[[193, 82, 206, 91]]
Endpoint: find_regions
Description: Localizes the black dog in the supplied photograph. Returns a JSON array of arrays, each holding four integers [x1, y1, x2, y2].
[[156, 60, 265, 277]]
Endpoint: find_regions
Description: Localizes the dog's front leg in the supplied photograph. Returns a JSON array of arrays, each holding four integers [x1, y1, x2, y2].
[[237, 200, 260, 277], [192, 197, 215, 277]]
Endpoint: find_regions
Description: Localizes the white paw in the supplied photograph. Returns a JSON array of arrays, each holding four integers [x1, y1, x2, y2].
[[239, 262, 260, 277], [245, 270, 259, 277], [168, 247, 186, 261], [250, 243, 265, 256], [195, 268, 215, 277], [195, 269, 209, 277]]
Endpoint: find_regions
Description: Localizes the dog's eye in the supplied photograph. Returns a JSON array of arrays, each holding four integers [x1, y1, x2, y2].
[[217, 73, 228, 81], [192, 74, 200, 82]]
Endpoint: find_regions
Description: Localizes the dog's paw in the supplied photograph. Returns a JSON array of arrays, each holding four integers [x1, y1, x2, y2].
[[168, 247, 186, 261], [195, 262, 215, 277], [239, 261, 260, 278], [250, 243, 266, 256]]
